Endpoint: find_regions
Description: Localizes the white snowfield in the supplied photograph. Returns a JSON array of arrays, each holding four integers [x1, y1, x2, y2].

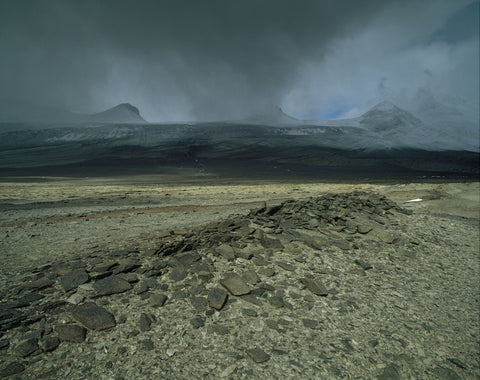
[[0, 99, 478, 152]]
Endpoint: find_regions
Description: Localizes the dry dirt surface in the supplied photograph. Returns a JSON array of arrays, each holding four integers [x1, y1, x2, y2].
[[0, 176, 478, 379]]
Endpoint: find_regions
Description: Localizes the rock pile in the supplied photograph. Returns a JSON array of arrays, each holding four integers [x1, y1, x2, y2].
[[0, 192, 473, 378]]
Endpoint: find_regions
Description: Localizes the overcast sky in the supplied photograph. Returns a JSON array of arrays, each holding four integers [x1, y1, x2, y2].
[[0, 0, 478, 122]]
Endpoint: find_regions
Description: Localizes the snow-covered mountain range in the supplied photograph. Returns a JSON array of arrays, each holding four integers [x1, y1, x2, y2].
[[0, 99, 477, 178], [0, 102, 147, 124]]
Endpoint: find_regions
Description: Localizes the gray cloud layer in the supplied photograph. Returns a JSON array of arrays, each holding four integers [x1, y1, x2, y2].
[[0, 0, 478, 121]]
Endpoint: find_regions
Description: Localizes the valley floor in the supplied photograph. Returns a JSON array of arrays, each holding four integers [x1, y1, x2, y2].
[[0, 176, 478, 378]]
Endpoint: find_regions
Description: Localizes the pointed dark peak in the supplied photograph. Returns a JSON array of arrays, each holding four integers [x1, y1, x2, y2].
[[88, 103, 147, 123], [110, 103, 141, 115]]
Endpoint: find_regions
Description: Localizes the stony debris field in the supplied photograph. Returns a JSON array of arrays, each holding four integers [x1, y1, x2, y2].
[[0, 188, 479, 379]]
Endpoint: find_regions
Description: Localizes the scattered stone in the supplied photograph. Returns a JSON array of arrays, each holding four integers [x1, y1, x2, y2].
[[190, 316, 205, 329], [149, 293, 168, 307], [354, 259, 373, 270], [357, 225, 373, 234], [169, 268, 188, 282], [17, 292, 44, 304], [114, 259, 141, 274], [208, 288, 228, 310], [259, 267, 276, 277], [176, 251, 201, 265], [376, 231, 397, 244], [242, 270, 261, 285], [302, 319, 318, 329], [219, 364, 237, 378], [92, 261, 118, 273], [60, 269, 89, 292], [275, 261, 296, 271], [0, 361, 26, 377], [93, 276, 132, 296], [20, 277, 54, 291], [246, 348, 270, 363], [14, 337, 39, 357], [0, 339, 9, 350], [66, 292, 85, 305], [190, 296, 208, 311], [139, 313, 151, 332], [242, 308, 258, 317], [135, 281, 149, 295], [239, 294, 263, 306], [142, 339, 154, 351], [431, 367, 461, 380], [332, 239, 353, 250], [377, 364, 401, 380], [220, 273, 251, 296], [55, 324, 86, 343], [268, 296, 284, 308], [235, 247, 255, 260], [215, 244, 236, 260], [72, 302, 116, 330], [260, 237, 284, 250], [300, 236, 328, 250], [253, 256, 269, 266], [447, 358, 467, 370], [40, 336, 60, 353], [209, 324, 229, 335], [300, 278, 328, 296], [118, 272, 139, 283]]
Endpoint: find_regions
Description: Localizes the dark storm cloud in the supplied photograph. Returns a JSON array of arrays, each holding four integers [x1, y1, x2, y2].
[[0, 0, 478, 121]]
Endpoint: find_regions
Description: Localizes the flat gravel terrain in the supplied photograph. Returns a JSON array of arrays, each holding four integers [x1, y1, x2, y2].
[[0, 177, 478, 379]]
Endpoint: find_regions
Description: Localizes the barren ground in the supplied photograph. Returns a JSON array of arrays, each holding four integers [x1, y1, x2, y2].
[[0, 176, 478, 379]]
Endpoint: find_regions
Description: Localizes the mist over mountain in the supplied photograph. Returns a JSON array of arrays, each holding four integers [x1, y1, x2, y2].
[[82, 103, 147, 124], [241, 106, 300, 125], [0, 102, 147, 124]]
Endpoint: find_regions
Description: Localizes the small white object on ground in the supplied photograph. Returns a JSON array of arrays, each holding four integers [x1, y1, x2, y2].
[[405, 198, 423, 203]]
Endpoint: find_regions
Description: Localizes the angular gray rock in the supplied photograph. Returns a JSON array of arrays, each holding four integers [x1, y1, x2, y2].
[[139, 313, 151, 332], [220, 273, 251, 296], [0, 361, 25, 377], [149, 293, 168, 307], [55, 324, 86, 343], [300, 277, 328, 296], [39, 336, 60, 353], [215, 244, 236, 260], [246, 348, 271, 363], [20, 277, 54, 291], [190, 316, 205, 329], [169, 268, 187, 282], [208, 288, 228, 310], [357, 224, 373, 234], [275, 261, 296, 271], [14, 338, 38, 357], [60, 269, 89, 292], [93, 275, 132, 296], [72, 302, 116, 330], [242, 270, 261, 285], [355, 259, 373, 270]]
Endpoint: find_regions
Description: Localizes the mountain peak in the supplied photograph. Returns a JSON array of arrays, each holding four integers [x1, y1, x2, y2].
[[360, 101, 421, 133], [110, 103, 141, 115], [88, 103, 147, 123]]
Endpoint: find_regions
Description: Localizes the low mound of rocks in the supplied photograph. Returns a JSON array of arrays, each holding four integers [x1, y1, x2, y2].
[[0, 192, 473, 378]]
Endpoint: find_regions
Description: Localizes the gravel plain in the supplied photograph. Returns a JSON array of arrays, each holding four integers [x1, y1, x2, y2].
[[0, 177, 478, 379]]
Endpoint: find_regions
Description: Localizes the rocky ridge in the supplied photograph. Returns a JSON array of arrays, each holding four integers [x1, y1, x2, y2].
[[0, 192, 478, 378]]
